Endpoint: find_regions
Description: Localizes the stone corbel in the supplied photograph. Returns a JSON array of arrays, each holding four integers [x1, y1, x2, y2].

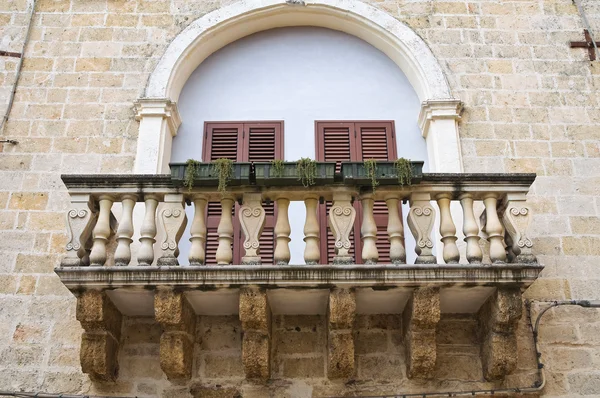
[[478, 287, 522, 381], [76, 290, 122, 382], [418, 99, 463, 173], [133, 98, 181, 174], [403, 287, 440, 379], [239, 288, 271, 382], [62, 194, 97, 267], [502, 193, 537, 264], [154, 289, 196, 380], [327, 288, 356, 380]]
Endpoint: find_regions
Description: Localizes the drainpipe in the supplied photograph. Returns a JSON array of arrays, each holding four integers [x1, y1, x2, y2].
[[573, 0, 599, 60], [0, 0, 36, 141]]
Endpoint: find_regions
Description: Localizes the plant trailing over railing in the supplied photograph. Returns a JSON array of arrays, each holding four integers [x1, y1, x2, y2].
[[394, 157, 413, 185], [211, 158, 234, 193], [296, 157, 317, 187], [364, 159, 379, 192], [184, 159, 201, 191], [271, 159, 285, 178]]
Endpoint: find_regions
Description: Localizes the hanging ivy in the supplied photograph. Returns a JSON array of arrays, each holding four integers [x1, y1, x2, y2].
[[271, 159, 285, 177], [363, 159, 379, 192], [211, 158, 234, 193], [296, 157, 317, 187], [184, 159, 201, 191], [394, 157, 412, 186]]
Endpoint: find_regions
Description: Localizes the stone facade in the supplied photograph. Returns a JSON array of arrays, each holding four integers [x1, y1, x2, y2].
[[1, 0, 600, 396]]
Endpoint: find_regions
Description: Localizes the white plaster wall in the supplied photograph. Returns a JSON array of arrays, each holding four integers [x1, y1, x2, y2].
[[172, 27, 427, 264]]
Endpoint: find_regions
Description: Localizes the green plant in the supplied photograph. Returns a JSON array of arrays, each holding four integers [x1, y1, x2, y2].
[[211, 158, 234, 193], [364, 159, 379, 192], [184, 159, 201, 191], [296, 157, 317, 187], [271, 159, 285, 177], [394, 157, 412, 185]]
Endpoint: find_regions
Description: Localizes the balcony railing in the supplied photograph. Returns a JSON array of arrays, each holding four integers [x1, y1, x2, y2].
[[59, 172, 538, 269], [55, 172, 544, 384]]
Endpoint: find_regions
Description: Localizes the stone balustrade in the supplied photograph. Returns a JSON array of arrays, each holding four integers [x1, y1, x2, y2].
[[60, 173, 537, 268], [56, 173, 543, 385]]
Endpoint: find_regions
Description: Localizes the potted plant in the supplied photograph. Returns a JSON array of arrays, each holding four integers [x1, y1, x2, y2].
[[254, 158, 336, 187], [340, 158, 424, 188], [169, 159, 252, 191]]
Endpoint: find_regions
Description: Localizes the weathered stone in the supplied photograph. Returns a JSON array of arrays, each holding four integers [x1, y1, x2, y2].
[[239, 288, 270, 331], [154, 289, 196, 381], [478, 288, 522, 381], [328, 288, 356, 330], [75, 290, 122, 382], [242, 331, 270, 381], [191, 385, 242, 398], [327, 332, 354, 379], [403, 287, 440, 379]]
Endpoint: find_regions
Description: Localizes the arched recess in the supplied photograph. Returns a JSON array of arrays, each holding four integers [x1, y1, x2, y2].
[[134, 0, 463, 174]]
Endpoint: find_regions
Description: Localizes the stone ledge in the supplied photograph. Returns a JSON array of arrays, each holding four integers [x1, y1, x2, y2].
[[55, 264, 543, 290]]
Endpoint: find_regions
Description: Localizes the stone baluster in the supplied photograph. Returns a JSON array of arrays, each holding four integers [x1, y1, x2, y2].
[[90, 195, 114, 266], [239, 193, 266, 265], [459, 193, 483, 263], [157, 194, 187, 266], [482, 194, 506, 264], [360, 194, 378, 265], [138, 195, 159, 266], [407, 193, 436, 264], [303, 195, 320, 265], [385, 195, 406, 264], [62, 194, 97, 267], [274, 197, 291, 265], [114, 194, 137, 266], [189, 195, 207, 265], [216, 196, 235, 265], [329, 192, 356, 265], [436, 193, 460, 264], [502, 193, 537, 263]]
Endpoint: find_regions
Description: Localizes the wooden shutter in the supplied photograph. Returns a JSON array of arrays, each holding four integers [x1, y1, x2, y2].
[[315, 121, 398, 264], [203, 122, 283, 265]]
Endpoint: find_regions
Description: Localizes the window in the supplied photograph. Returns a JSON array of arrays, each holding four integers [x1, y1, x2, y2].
[[203, 121, 284, 264], [315, 121, 398, 264]]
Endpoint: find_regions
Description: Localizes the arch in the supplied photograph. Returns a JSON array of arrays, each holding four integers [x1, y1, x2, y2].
[[145, 0, 452, 103]]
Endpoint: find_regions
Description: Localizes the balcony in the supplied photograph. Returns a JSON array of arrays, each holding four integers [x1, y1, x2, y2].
[[55, 170, 543, 384]]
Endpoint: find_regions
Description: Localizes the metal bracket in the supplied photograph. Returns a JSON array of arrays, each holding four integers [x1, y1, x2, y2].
[[0, 139, 18, 144]]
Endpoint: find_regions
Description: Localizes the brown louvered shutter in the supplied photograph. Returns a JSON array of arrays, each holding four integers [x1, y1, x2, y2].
[[315, 121, 398, 264], [203, 122, 283, 265]]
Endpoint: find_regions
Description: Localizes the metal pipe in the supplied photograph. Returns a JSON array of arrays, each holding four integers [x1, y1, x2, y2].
[[0, 0, 36, 136], [573, 0, 599, 60]]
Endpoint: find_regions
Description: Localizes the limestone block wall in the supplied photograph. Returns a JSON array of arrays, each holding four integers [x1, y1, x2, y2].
[[0, 0, 600, 396]]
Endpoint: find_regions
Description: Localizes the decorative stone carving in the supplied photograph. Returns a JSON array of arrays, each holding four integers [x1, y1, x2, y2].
[[403, 287, 440, 379], [327, 288, 355, 380], [503, 195, 536, 263], [329, 193, 356, 265], [76, 290, 122, 382], [239, 288, 271, 382], [189, 195, 208, 265], [482, 194, 507, 264], [436, 193, 460, 264], [478, 288, 522, 381], [62, 194, 96, 267], [385, 195, 406, 264], [303, 196, 320, 265], [90, 195, 115, 266], [459, 193, 483, 264], [114, 194, 137, 266], [154, 289, 196, 380], [407, 193, 436, 264], [239, 193, 266, 265], [157, 194, 187, 266], [216, 197, 235, 265], [138, 195, 159, 266], [274, 197, 291, 265]]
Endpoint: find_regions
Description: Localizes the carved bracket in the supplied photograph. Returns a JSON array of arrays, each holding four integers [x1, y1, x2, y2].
[[76, 290, 122, 382], [240, 193, 266, 265], [503, 202, 536, 264], [63, 195, 97, 267], [157, 194, 187, 266], [327, 288, 356, 380], [239, 288, 271, 382], [408, 195, 436, 264], [329, 194, 356, 264]]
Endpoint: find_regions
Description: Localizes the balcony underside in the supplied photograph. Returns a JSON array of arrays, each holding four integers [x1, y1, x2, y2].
[[56, 263, 542, 317]]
